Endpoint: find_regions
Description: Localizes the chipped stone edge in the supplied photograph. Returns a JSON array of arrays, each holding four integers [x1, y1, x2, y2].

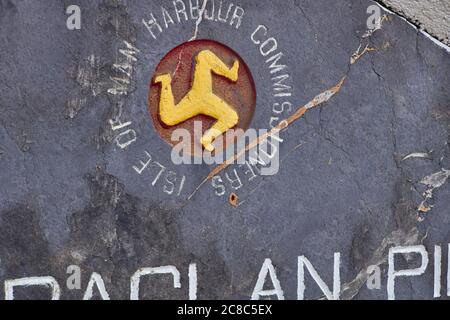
[[374, 0, 450, 53]]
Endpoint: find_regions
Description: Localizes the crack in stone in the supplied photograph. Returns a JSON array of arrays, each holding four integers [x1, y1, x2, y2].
[[292, 0, 317, 34], [332, 71, 431, 298], [377, 80, 401, 171], [310, 121, 378, 219], [351, 44, 377, 65], [369, 54, 384, 80], [373, 0, 450, 51], [340, 227, 421, 300], [186, 9, 391, 201], [291, 0, 328, 64], [0, 123, 32, 194], [189, 0, 208, 42], [187, 76, 347, 201], [172, 48, 185, 77]]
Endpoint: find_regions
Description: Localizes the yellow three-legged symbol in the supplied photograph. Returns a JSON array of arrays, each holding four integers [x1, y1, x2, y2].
[[154, 50, 240, 152]]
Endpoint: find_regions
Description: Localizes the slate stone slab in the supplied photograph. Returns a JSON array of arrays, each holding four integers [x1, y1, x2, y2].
[[0, 0, 448, 300]]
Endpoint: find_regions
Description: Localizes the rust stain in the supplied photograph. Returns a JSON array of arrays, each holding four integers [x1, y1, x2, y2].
[[186, 13, 390, 201], [417, 203, 431, 213], [208, 76, 346, 178], [229, 193, 238, 207], [351, 44, 376, 65], [187, 77, 347, 200]]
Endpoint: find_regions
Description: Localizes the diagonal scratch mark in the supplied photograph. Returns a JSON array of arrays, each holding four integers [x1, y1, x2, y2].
[[186, 9, 390, 201], [211, 77, 346, 176], [172, 49, 185, 77], [187, 77, 347, 201], [189, 0, 208, 42]]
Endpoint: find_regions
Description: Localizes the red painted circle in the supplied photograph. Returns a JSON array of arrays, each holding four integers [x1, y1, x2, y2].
[[148, 40, 256, 156]]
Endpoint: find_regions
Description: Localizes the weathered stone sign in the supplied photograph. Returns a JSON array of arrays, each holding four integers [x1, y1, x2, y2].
[[0, 0, 449, 300]]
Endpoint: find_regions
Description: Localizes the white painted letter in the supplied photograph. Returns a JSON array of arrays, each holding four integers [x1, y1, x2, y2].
[[5, 277, 61, 300], [251, 25, 267, 45], [83, 272, 110, 300], [387, 245, 429, 300], [434, 245, 441, 298], [298, 253, 341, 300], [130, 266, 181, 300], [251, 259, 285, 300], [448, 244, 450, 297], [189, 263, 197, 300]]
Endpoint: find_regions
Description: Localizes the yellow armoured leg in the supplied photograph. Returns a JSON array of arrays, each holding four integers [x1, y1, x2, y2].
[[200, 96, 239, 151], [196, 50, 240, 82], [155, 50, 241, 152]]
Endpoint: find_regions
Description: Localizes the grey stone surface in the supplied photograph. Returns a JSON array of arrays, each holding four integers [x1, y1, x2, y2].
[[0, 0, 448, 300], [378, 0, 450, 45]]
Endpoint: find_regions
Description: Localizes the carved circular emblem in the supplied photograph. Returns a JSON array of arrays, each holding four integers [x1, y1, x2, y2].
[[148, 39, 256, 155]]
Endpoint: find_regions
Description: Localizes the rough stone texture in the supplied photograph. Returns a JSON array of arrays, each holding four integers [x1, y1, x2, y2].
[[0, 0, 449, 300], [378, 0, 450, 45]]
